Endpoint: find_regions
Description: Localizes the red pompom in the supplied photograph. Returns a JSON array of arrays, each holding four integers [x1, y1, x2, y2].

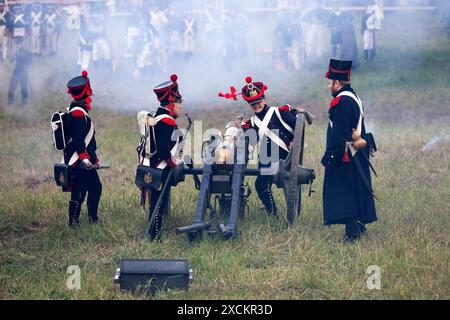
[[170, 74, 178, 82], [245, 76, 253, 84], [82, 71, 88, 77], [225, 94, 231, 99]]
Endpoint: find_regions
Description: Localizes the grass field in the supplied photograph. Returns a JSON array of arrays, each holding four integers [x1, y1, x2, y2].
[[0, 12, 449, 300]]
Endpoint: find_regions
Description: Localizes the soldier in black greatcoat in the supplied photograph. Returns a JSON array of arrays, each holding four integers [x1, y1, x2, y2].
[[64, 71, 103, 228], [322, 59, 377, 242], [146, 74, 184, 240], [236, 76, 297, 218]]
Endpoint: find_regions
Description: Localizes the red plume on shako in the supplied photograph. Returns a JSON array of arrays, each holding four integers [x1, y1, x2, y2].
[[219, 76, 268, 105], [67, 70, 93, 110], [153, 74, 184, 117]]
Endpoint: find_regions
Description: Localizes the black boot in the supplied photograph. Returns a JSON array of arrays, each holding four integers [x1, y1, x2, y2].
[[87, 195, 100, 224], [344, 219, 367, 243], [370, 49, 376, 61], [259, 190, 278, 219], [69, 200, 81, 228]]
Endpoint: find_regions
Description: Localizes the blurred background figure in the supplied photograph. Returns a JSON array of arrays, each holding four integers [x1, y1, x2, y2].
[[8, 37, 32, 107], [124, 6, 142, 59], [290, 11, 306, 71], [11, 4, 28, 60], [362, 5, 382, 62], [0, 0, 10, 62], [44, 3, 60, 56], [91, 2, 112, 71], [301, 2, 329, 67], [273, 13, 295, 71], [78, 13, 94, 72], [29, 1, 42, 55], [136, 17, 161, 77], [181, 10, 197, 63], [338, 10, 360, 69], [328, 2, 344, 59]]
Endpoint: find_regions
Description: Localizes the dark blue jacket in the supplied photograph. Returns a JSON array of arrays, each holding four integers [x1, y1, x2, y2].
[[243, 104, 296, 167]]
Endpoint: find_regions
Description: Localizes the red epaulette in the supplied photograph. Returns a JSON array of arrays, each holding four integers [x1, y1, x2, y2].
[[329, 96, 342, 109], [161, 117, 176, 126], [71, 110, 86, 118], [278, 105, 292, 112]]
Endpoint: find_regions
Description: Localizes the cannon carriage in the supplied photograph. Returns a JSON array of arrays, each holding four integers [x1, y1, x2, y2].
[[136, 108, 316, 242]]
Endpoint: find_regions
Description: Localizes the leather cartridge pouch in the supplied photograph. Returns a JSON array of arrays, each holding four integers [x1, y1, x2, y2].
[[54, 163, 71, 188], [365, 132, 377, 154], [135, 165, 163, 190]]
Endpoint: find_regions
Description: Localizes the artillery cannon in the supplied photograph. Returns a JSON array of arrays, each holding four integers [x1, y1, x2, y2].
[[136, 108, 315, 241], [173, 109, 316, 241]]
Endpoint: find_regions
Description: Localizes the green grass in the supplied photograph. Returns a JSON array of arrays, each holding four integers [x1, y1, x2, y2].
[[0, 12, 449, 300]]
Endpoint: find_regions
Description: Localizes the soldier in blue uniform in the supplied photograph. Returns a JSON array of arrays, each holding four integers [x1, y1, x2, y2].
[[146, 74, 184, 240], [64, 71, 103, 228], [7, 37, 31, 107], [238, 76, 297, 218], [10, 4, 28, 59], [29, 1, 42, 55], [0, 1, 10, 62], [322, 59, 377, 242]]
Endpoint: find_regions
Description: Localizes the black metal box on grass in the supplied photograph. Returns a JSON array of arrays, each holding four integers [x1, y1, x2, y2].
[[114, 259, 193, 295]]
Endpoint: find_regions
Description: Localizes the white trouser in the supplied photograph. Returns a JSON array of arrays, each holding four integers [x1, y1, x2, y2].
[[78, 48, 91, 70], [126, 27, 139, 56], [137, 43, 152, 68], [46, 27, 57, 54], [183, 35, 195, 52], [364, 29, 375, 50], [0, 25, 7, 60], [30, 25, 41, 54], [93, 38, 111, 61]]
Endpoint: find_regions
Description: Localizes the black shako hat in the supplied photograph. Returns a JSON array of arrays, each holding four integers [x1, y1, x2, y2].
[[241, 76, 268, 105], [325, 59, 352, 81], [67, 71, 93, 104], [153, 74, 183, 107]]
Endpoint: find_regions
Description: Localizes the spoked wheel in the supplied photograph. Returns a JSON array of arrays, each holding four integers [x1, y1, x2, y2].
[[284, 112, 306, 226]]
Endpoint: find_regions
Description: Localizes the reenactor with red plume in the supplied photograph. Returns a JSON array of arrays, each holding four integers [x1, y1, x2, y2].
[[221, 76, 297, 219], [64, 71, 103, 228]]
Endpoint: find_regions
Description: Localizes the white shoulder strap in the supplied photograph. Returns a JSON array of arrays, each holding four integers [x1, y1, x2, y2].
[[68, 108, 94, 166], [69, 107, 89, 117], [252, 107, 289, 152], [337, 91, 364, 136], [153, 114, 172, 124], [274, 106, 295, 135], [142, 114, 177, 169]]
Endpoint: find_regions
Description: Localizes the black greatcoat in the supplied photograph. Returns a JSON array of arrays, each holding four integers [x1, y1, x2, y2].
[[322, 85, 377, 225]]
